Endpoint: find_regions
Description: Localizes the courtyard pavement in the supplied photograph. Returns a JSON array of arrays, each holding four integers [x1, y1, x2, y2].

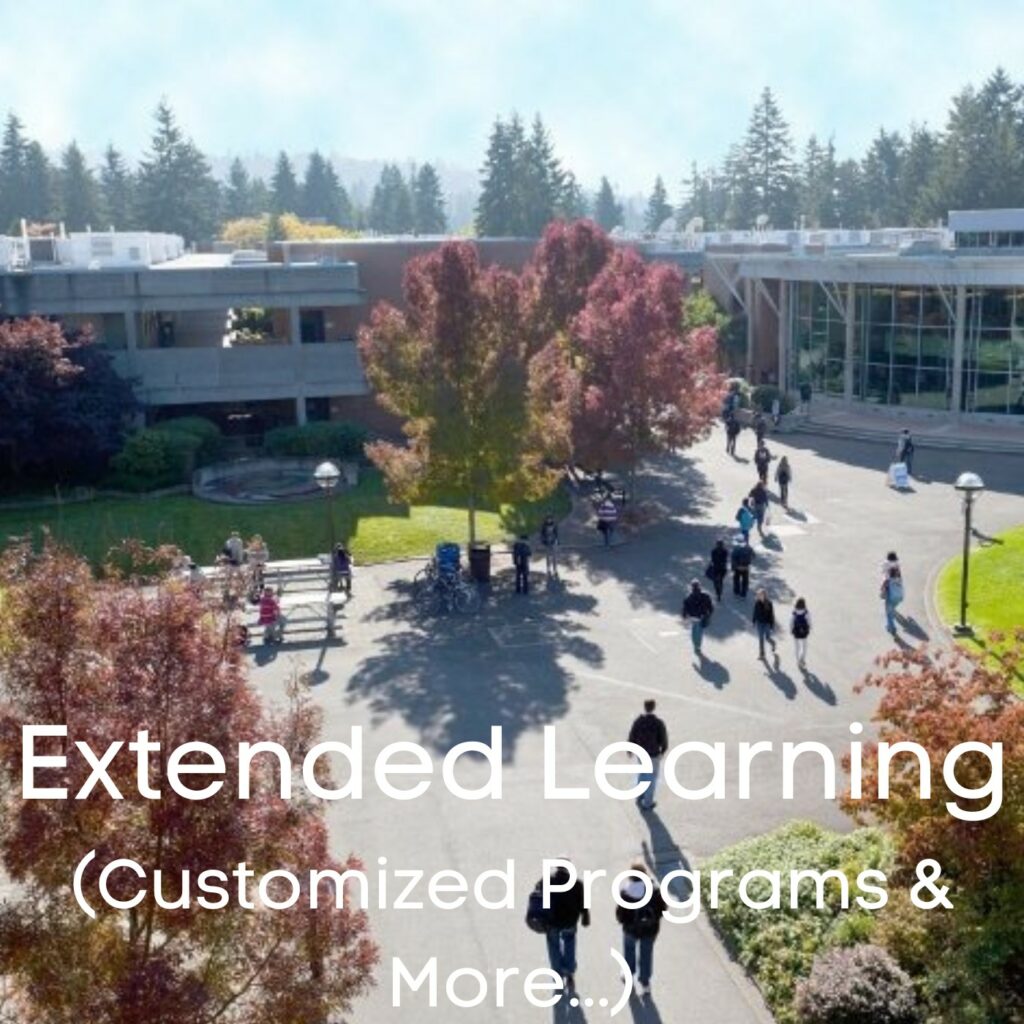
[[245, 427, 1024, 1024]]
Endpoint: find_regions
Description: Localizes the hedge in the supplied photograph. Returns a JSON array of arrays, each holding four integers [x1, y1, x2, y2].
[[108, 429, 202, 492], [154, 416, 224, 465], [263, 421, 368, 461], [702, 822, 892, 1024]]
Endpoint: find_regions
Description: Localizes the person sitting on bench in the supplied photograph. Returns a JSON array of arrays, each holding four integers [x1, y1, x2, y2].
[[257, 586, 285, 644]]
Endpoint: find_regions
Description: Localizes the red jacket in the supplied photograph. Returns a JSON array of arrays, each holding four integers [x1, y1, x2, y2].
[[257, 594, 280, 625]]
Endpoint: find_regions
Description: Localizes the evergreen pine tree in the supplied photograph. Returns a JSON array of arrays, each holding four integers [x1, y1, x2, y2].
[[22, 140, 54, 225], [0, 114, 29, 231], [135, 101, 219, 242], [593, 177, 623, 230], [679, 162, 716, 229], [476, 117, 518, 235], [58, 141, 100, 230], [100, 145, 133, 228], [324, 160, 354, 229], [519, 114, 562, 235], [742, 87, 796, 228], [368, 164, 413, 233], [300, 151, 337, 221], [723, 142, 757, 228], [861, 129, 907, 225], [249, 177, 271, 217], [412, 163, 447, 234], [557, 171, 589, 219], [224, 157, 254, 219], [270, 151, 299, 214], [644, 175, 673, 231], [834, 158, 867, 228]]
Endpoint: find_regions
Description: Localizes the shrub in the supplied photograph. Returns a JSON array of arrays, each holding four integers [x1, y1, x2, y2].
[[263, 421, 368, 461], [795, 945, 918, 1024], [702, 822, 892, 1023], [752, 383, 795, 415], [108, 429, 202, 491], [155, 416, 223, 465]]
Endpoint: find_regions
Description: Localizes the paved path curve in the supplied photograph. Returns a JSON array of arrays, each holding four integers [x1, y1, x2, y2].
[[246, 428, 1024, 1024]]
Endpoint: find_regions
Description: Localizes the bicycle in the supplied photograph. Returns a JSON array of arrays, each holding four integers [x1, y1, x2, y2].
[[416, 568, 480, 615]]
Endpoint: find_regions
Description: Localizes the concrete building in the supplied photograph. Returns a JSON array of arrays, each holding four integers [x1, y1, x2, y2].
[[0, 231, 536, 441], [647, 210, 1024, 424]]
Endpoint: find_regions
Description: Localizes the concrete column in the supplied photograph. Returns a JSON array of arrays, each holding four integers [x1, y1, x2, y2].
[[776, 280, 789, 393], [289, 305, 302, 346], [744, 278, 755, 381], [844, 283, 856, 404], [124, 311, 138, 350], [295, 396, 307, 425], [951, 285, 967, 417]]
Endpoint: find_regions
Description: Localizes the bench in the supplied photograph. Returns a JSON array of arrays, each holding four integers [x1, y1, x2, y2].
[[246, 589, 350, 642]]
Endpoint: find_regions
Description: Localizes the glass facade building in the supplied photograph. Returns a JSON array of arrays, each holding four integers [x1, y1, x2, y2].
[[791, 282, 1024, 415]]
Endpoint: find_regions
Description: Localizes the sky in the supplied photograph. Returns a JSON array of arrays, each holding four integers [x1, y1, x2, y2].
[[1, 0, 1022, 195]]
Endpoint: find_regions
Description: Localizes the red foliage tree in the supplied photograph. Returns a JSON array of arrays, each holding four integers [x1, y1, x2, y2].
[[0, 316, 136, 480], [358, 241, 567, 541], [568, 248, 724, 483], [843, 637, 1024, 1018], [523, 218, 613, 352], [0, 544, 377, 1023]]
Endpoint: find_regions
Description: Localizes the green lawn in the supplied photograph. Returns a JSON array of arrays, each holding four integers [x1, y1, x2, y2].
[[0, 471, 569, 568], [936, 523, 1024, 684]]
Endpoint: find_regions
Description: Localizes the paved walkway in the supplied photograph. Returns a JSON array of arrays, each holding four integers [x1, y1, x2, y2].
[[245, 429, 1024, 1023]]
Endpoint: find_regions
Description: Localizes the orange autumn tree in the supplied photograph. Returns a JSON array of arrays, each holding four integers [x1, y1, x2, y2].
[[0, 544, 377, 1024], [843, 636, 1024, 1020]]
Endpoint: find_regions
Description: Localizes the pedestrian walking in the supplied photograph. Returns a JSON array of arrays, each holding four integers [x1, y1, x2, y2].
[[791, 598, 812, 669], [681, 579, 714, 658], [596, 496, 619, 547], [534, 862, 590, 991], [330, 543, 353, 594], [754, 443, 773, 485], [627, 699, 668, 811], [725, 415, 741, 456], [749, 481, 769, 537], [880, 551, 904, 635], [799, 381, 812, 415], [512, 535, 532, 594], [735, 498, 756, 544], [706, 539, 729, 601], [752, 588, 777, 660], [896, 429, 915, 476], [771, 396, 781, 427], [616, 863, 667, 997], [540, 513, 560, 578], [775, 456, 792, 508], [730, 536, 753, 597], [753, 411, 768, 445], [257, 586, 285, 644]]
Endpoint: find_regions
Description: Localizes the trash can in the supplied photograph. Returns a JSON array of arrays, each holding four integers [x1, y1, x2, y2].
[[468, 542, 491, 583]]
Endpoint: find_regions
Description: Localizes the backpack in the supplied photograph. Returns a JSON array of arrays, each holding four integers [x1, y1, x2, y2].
[[628, 898, 661, 939], [525, 884, 550, 934], [792, 611, 810, 639]]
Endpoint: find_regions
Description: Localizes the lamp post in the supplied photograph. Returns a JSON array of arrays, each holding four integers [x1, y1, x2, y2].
[[953, 471, 985, 636], [314, 460, 341, 556]]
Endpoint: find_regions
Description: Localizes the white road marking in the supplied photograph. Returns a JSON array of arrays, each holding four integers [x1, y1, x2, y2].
[[574, 669, 783, 724]]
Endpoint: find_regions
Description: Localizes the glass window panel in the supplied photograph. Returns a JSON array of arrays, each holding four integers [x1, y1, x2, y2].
[[895, 288, 921, 324], [891, 328, 918, 364], [827, 319, 846, 359], [978, 333, 1011, 373], [870, 287, 893, 324], [908, 369, 950, 410], [865, 363, 890, 403], [868, 324, 892, 362], [891, 364, 916, 404], [980, 289, 1013, 327], [973, 372, 1010, 413], [919, 329, 950, 367], [921, 288, 950, 328], [824, 361, 845, 394], [796, 283, 812, 318]]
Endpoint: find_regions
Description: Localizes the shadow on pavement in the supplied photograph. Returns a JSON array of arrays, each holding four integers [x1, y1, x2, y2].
[[630, 992, 665, 1024], [346, 581, 602, 756], [801, 669, 837, 705], [552, 996, 589, 1023]]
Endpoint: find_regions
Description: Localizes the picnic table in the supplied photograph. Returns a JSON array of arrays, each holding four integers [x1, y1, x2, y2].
[[246, 588, 349, 641]]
